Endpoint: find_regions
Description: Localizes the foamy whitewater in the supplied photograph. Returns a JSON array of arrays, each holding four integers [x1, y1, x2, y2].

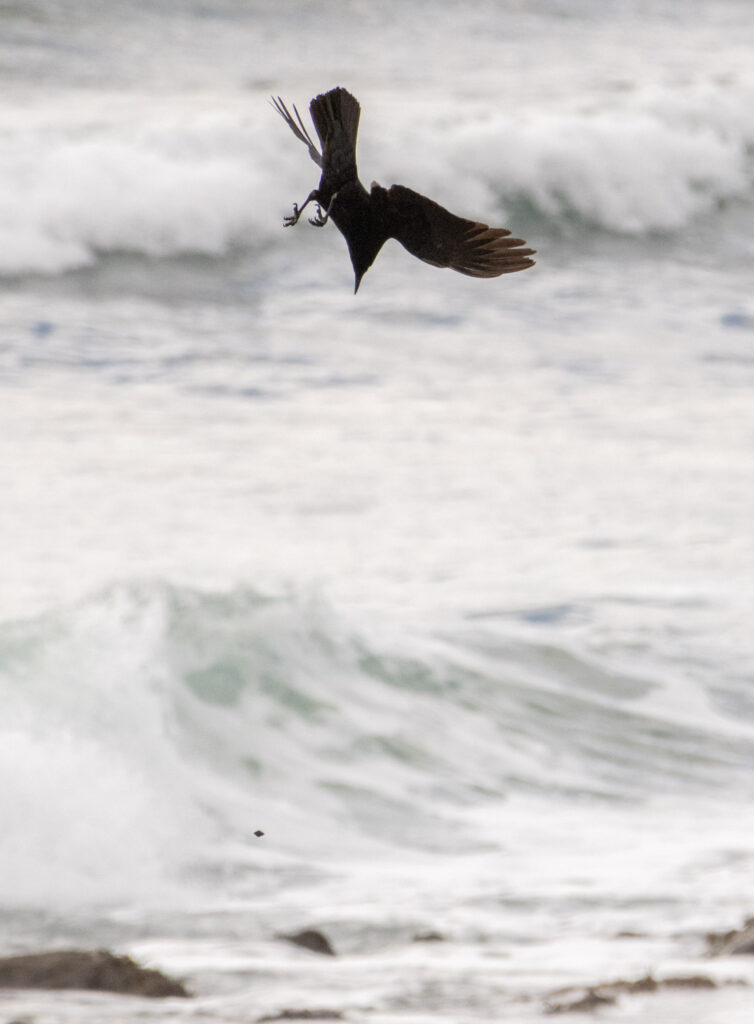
[[2, 2, 754, 1022]]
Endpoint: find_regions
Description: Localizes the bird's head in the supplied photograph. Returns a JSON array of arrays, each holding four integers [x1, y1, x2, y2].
[[341, 182, 389, 293], [348, 237, 383, 293], [353, 264, 369, 294]]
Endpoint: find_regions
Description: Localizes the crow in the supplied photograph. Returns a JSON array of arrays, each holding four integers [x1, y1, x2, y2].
[[272, 87, 535, 293]]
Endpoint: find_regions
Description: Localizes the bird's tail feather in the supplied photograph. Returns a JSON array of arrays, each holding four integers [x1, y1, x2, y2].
[[270, 96, 323, 168], [310, 88, 361, 154]]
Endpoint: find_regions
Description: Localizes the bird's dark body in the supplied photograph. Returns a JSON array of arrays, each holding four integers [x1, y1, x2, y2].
[[329, 181, 389, 285], [272, 87, 535, 292]]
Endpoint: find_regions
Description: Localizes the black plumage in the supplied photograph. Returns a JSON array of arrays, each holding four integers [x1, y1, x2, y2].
[[272, 87, 535, 293]]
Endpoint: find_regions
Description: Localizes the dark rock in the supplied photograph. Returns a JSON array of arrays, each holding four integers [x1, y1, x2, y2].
[[257, 1010, 343, 1022], [545, 974, 723, 1014], [708, 917, 754, 956], [0, 950, 189, 998], [278, 930, 336, 957], [546, 989, 616, 1014], [662, 975, 718, 990], [614, 975, 659, 995]]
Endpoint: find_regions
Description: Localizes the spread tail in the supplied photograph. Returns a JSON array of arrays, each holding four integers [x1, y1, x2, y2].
[[309, 87, 360, 152], [309, 88, 361, 185]]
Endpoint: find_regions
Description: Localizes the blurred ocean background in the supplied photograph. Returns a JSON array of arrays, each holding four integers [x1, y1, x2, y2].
[[2, 1, 754, 1022]]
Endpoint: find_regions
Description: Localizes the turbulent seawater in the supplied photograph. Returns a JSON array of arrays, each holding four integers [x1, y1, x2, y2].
[[2, 2, 754, 1022]]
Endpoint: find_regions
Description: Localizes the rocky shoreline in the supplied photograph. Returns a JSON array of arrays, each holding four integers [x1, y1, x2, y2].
[[542, 916, 754, 1015], [706, 917, 754, 957], [0, 950, 188, 999], [2, 916, 754, 1017], [544, 972, 738, 1015]]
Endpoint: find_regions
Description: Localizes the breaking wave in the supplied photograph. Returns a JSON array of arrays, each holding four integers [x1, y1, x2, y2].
[[1, 74, 753, 277], [1, 581, 753, 907]]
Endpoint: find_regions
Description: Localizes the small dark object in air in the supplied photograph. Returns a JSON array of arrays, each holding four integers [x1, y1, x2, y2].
[[271, 87, 535, 292], [254, 830, 265, 837]]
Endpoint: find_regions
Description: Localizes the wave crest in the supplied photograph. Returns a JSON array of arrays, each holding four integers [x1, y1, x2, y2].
[[2, 78, 753, 277], [379, 77, 754, 235], [2, 581, 753, 908]]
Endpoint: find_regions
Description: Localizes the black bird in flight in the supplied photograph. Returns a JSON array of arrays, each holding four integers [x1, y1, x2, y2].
[[272, 87, 535, 293]]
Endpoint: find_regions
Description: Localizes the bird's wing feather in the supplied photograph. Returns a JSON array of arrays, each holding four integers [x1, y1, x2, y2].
[[385, 184, 535, 277], [270, 96, 322, 168]]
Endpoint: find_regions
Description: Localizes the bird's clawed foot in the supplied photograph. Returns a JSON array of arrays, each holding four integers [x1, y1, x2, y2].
[[283, 203, 302, 227], [308, 203, 329, 227], [283, 190, 318, 228]]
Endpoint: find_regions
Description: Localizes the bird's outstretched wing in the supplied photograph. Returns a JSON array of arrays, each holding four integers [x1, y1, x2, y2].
[[385, 184, 535, 277], [270, 96, 322, 168]]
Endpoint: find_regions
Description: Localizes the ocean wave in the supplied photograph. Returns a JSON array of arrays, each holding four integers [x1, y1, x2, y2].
[[369, 76, 754, 236], [1, 76, 753, 277], [449, 78, 754, 234], [1, 581, 752, 905], [0, 95, 293, 276]]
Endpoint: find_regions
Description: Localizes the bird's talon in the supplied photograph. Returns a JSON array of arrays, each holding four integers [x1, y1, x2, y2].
[[283, 203, 301, 227], [309, 204, 328, 227]]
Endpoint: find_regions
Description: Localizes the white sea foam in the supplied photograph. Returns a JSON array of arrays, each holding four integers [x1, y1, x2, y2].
[[2, 4, 754, 1020], [1, 582, 753, 908], [1, 74, 753, 276], [374, 77, 754, 233], [0, 95, 293, 275]]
